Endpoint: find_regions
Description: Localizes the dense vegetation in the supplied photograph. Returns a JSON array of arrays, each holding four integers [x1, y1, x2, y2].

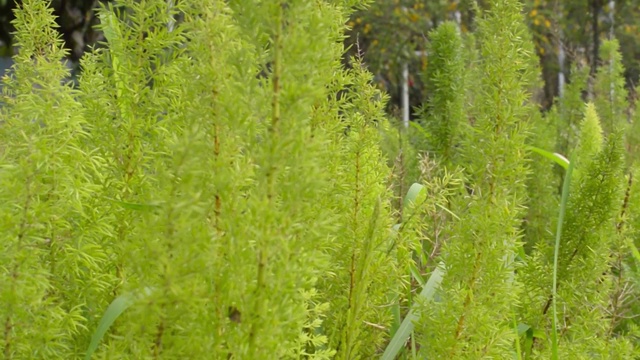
[[1, 0, 640, 359]]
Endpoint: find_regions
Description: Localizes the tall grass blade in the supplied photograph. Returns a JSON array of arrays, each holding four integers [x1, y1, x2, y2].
[[551, 156, 574, 360], [85, 287, 153, 360], [381, 263, 445, 360]]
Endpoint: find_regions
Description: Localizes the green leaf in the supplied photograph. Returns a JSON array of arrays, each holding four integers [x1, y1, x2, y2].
[[85, 287, 153, 360], [527, 145, 569, 169], [409, 262, 425, 285], [524, 328, 534, 358], [517, 323, 531, 336], [403, 183, 425, 208], [381, 263, 445, 360]]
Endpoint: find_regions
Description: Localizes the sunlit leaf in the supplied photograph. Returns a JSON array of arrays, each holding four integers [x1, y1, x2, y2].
[[527, 145, 569, 169]]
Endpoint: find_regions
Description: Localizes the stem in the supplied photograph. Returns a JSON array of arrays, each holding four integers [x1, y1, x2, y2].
[[448, 250, 482, 358], [551, 156, 575, 360], [213, 124, 221, 230], [616, 172, 632, 232], [3, 314, 11, 359], [249, 3, 283, 353], [153, 318, 165, 359]]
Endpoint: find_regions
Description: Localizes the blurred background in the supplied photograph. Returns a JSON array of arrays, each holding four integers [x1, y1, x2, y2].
[[1, 0, 640, 119]]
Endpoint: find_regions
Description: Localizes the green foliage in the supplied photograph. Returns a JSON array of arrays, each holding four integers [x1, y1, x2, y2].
[[594, 39, 629, 136], [382, 262, 444, 360], [419, 21, 465, 166], [519, 105, 636, 358], [573, 103, 604, 171], [3, 0, 640, 359], [85, 287, 153, 360], [556, 65, 590, 155], [628, 105, 640, 167], [0, 1, 113, 358], [414, 0, 538, 357], [1, 0, 401, 358], [317, 62, 400, 359], [377, 121, 423, 214], [523, 109, 560, 251], [523, 63, 587, 253], [551, 129, 632, 358]]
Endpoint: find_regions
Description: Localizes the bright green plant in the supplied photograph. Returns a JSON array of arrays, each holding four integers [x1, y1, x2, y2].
[[3, 0, 640, 359], [0, 1, 115, 358], [519, 104, 637, 358], [555, 65, 590, 156], [594, 39, 629, 136], [378, 120, 423, 215], [523, 109, 560, 251], [413, 0, 538, 357], [418, 21, 465, 167], [1, 0, 403, 358], [621, 167, 640, 344], [315, 61, 402, 359], [381, 166, 464, 359]]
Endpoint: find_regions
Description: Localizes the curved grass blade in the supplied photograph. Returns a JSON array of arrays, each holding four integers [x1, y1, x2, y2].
[[381, 263, 445, 360], [551, 156, 574, 360], [85, 287, 153, 360], [527, 145, 569, 170]]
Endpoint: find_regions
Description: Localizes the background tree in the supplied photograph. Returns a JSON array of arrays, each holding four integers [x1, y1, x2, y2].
[[3, 0, 640, 114]]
